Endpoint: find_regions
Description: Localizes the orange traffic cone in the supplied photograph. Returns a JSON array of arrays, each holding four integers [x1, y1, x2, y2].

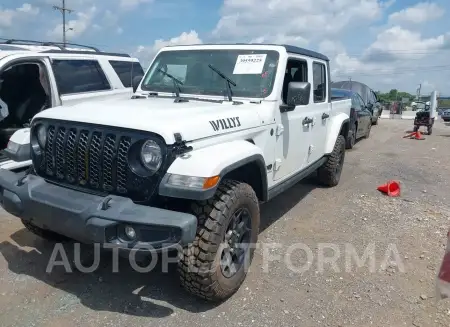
[[414, 131, 425, 140], [377, 180, 401, 197], [403, 131, 416, 138]]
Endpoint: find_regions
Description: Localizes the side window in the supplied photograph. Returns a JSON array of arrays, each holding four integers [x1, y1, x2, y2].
[[371, 90, 378, 103], [367, 90, 375, 104], [51, 59, 111, 95], [313, 62, 326, 103], [352, 94, 362, 110], [109, 60, 145, 88], [282, 58, 308, 104]]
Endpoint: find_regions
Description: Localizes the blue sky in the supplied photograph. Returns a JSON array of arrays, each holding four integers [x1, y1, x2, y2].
[[1, 0, 450, 94]]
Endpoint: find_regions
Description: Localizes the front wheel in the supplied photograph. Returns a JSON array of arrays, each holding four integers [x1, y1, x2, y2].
[[317, 134, 346, 187], [178, 180, 260, 302]]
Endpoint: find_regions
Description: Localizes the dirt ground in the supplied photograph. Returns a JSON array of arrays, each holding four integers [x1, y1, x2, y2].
[[1, 118, 450, 327]]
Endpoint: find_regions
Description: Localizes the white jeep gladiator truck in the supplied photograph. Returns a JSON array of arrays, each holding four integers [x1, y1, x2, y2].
[[0, 43, 351, 301], [0, 39, 144, 172]]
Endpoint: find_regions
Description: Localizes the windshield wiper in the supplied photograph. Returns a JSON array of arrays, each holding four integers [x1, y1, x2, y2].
[[157, 68, 188, 103], [207, 64, 241, 104]]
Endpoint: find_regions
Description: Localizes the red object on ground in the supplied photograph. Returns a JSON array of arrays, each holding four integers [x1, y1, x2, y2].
[[414, 131, 424, 140], [403, 131, 425, 140], [377, 180, 401, 197], [437, 228, 450, 299]]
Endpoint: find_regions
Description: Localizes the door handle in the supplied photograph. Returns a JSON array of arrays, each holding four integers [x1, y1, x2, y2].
[[322, 113, 330, 119], [302, 117, 313, 125]]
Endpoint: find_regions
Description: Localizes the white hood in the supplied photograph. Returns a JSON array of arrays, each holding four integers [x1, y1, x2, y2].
[[33, 96, 263, 144]]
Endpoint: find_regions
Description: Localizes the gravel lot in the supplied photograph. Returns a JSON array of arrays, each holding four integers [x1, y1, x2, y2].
[[1, 118, 450, 327]]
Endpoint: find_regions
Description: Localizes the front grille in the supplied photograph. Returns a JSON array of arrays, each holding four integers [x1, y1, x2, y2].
[[31, 119, 168, 202]]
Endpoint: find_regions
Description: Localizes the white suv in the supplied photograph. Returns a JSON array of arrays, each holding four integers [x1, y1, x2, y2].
[[0, 39, 144, 171]]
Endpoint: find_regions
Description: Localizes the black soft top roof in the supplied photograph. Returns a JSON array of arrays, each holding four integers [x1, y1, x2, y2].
[[163, 43, 330, 62]]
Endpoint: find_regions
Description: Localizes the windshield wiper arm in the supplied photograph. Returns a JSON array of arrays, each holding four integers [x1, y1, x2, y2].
[[157, 68, 188, 103], [207, 64, 239, 103]]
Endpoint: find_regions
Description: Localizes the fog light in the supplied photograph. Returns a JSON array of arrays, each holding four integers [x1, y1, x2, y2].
[[125, 226, 136, 240]]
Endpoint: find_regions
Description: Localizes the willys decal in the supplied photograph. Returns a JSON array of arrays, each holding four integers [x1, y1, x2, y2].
[[209, 117, 241, 132]]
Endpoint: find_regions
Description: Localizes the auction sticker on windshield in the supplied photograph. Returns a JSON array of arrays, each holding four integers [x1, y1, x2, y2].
[[233, 54, 267, 74]]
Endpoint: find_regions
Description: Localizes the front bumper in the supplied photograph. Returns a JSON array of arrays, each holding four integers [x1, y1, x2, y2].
[[0, 169, 198, 251]]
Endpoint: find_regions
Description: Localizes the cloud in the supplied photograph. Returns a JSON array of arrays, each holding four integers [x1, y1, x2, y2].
[[119, 0, 154, 10], [0, 3, 39, 28], [134, 30, 202, 66], [363, 26, 449, 62], [388, 2, 445, 25], [212, 0, 392, 43], [47, 6, 97, 39]]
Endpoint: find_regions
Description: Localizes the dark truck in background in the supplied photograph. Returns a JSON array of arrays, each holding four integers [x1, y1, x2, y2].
[[331, 80, 381, 125], [331, 88, 372, 149]]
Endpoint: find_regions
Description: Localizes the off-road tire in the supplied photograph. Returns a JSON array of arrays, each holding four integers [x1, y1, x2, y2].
[[178, 180, 260, 302], [21, 219, 70, 243], [317, 134, 346, 187]]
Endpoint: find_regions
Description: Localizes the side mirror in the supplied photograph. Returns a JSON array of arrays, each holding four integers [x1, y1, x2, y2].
[[281, 82, 311, 112], [132, 75, 143, 93]]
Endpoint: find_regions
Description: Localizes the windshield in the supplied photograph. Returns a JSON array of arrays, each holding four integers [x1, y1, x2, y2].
[[141, 49, 280, 98]]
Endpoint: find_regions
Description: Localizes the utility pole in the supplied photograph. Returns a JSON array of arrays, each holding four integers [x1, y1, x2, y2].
[[417, 83, 421, 100], [53, 0, 74, 47]]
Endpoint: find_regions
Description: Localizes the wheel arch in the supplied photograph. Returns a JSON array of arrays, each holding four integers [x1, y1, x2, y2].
[[325, 114, 350, 154], [159, 140, 268, 202]]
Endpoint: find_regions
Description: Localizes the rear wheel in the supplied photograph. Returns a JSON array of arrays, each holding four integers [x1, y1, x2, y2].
[[318, 135, 346, 187], [428, 126, 432, 135], [178, 180, 260, 302]]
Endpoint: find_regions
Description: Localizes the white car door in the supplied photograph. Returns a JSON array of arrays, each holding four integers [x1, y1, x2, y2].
[[306, 60, 330, 165]]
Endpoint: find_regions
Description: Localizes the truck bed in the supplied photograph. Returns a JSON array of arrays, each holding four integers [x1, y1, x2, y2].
[[330, 98, 352, 117]]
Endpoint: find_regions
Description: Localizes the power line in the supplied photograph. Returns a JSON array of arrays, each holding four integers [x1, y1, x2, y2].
[[333, 66, 450, 77], [52, 0, 74, 47]]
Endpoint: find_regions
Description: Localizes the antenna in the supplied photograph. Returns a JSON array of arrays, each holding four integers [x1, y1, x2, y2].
[[53, 0, 74, 48]]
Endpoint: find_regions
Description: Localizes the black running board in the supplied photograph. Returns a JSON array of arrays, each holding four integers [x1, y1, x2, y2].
[[267, 156, 327, 201]]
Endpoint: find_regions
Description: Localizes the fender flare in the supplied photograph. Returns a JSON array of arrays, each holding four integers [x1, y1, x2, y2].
[[159, 140, 268, 201], [325, 113, 350, 154]]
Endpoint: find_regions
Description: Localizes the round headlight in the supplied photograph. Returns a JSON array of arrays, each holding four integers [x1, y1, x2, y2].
[[140, 140, 162, 172], [36, 125, 47, 148]]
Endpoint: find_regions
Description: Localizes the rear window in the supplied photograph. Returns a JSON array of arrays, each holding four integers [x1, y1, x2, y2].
[[51, 59, 111, 95], [331, 89, 350, 100], [109, 60, 145, 87]]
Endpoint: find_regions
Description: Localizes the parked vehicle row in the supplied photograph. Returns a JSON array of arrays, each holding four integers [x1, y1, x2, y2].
[[0, 39, 144, 171], [330, 87, 373, 149], [331, 80, 382, 125]]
